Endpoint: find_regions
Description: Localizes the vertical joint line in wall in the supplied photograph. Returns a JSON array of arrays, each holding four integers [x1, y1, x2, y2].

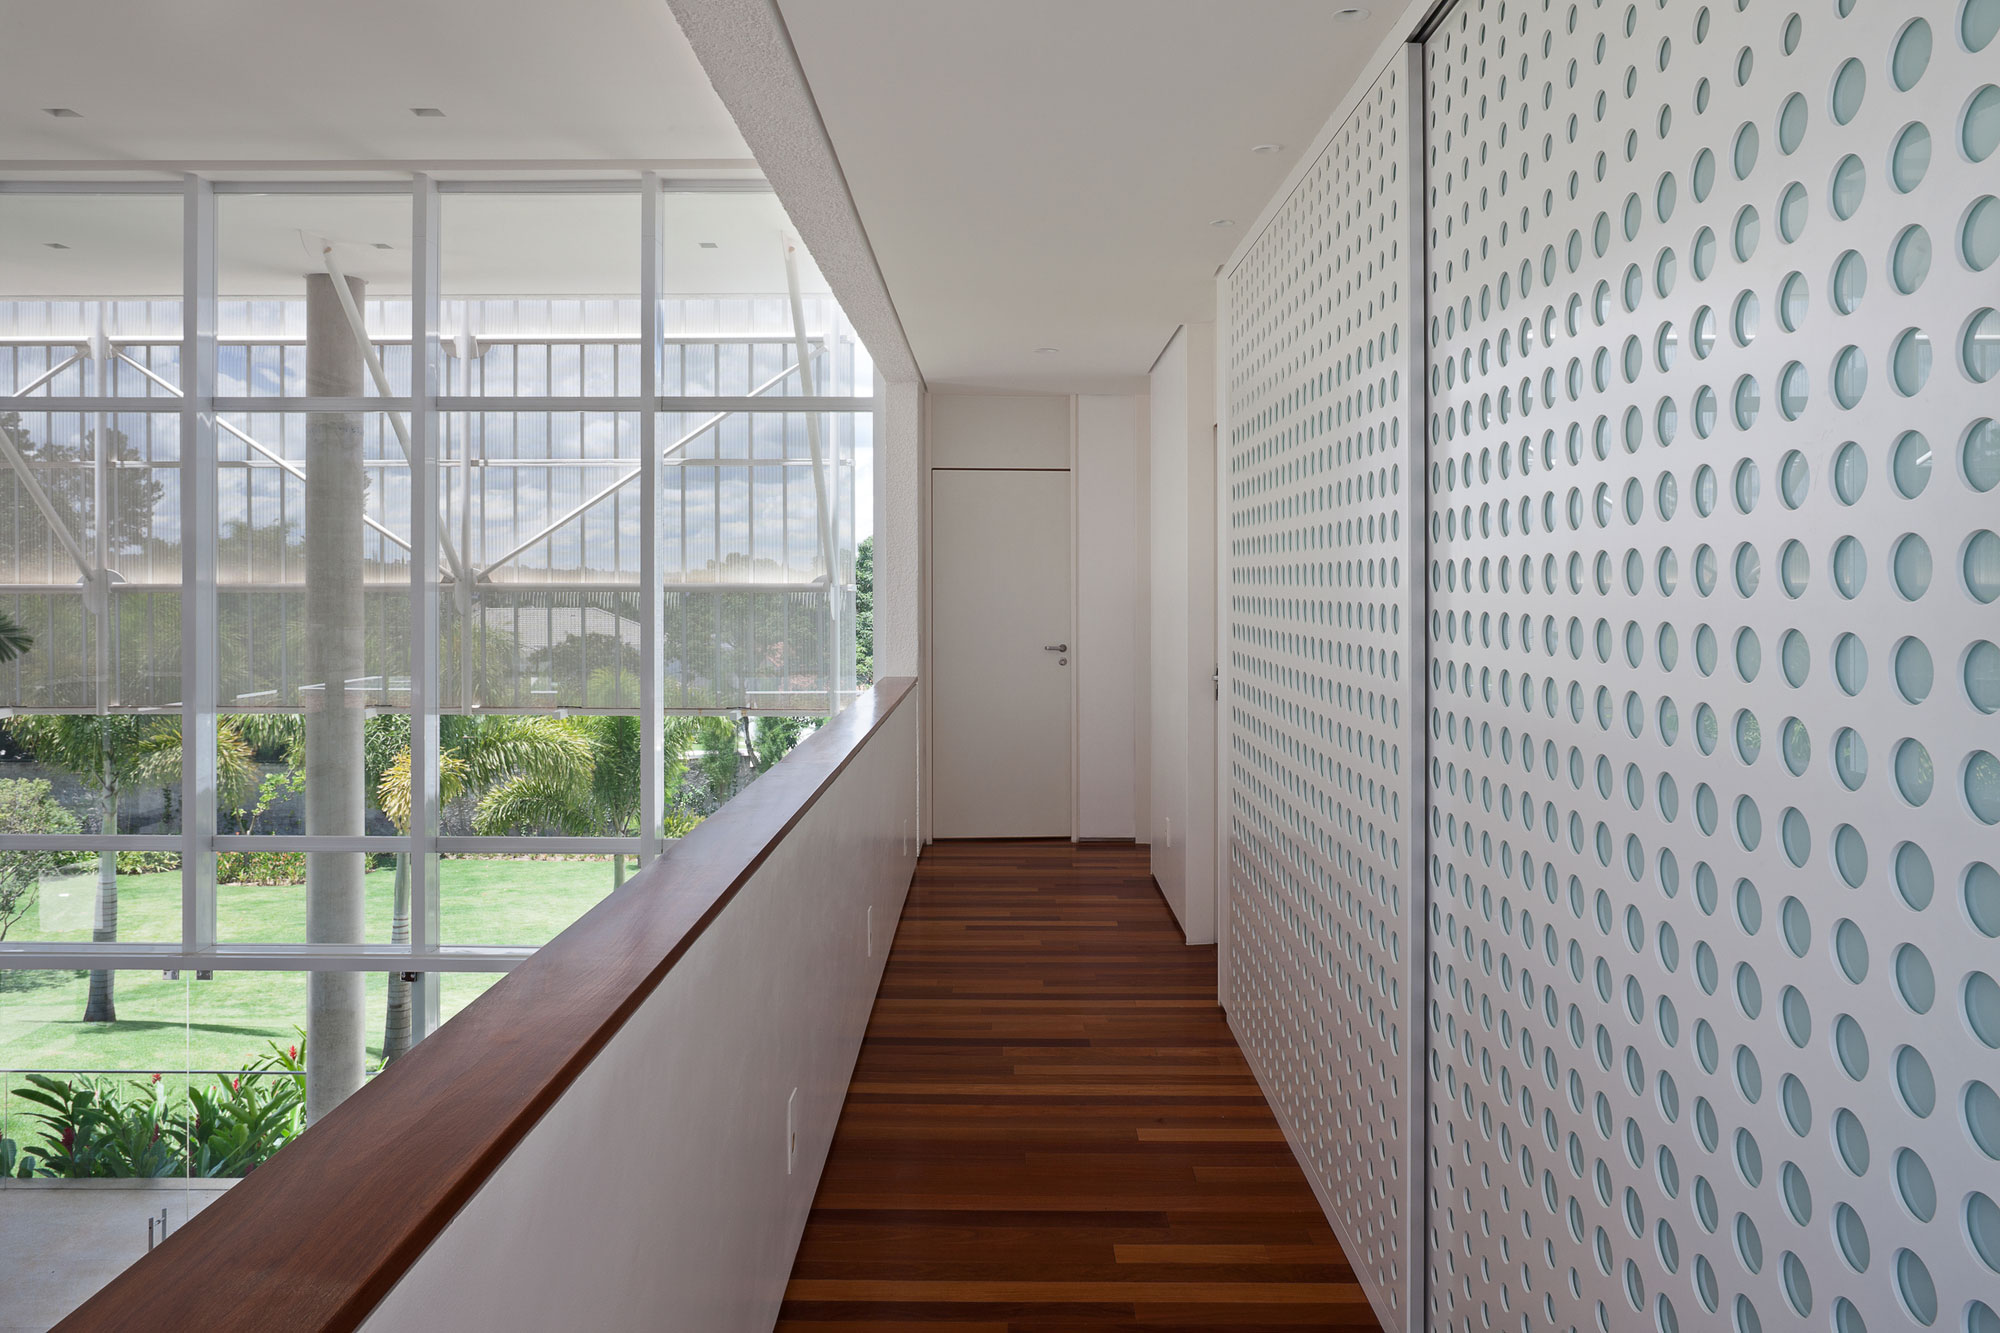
[[1409, 0, 1467, 45], [1069, 395, 1081, 843], [1405, 36, 1434, 1331]]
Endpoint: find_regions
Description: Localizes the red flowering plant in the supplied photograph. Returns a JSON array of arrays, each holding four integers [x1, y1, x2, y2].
[[181, 1030, 306, 1178], [11, 1073, 179, 1178], [10, 1029, 309, 1178]]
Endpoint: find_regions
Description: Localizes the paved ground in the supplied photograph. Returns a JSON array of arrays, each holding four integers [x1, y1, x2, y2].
[[0, 1181, 232, 1332]]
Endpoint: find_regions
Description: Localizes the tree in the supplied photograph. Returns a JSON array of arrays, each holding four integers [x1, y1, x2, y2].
[[0, 609, 33, 665], [468, 714, 704, 886], [0, 779, 84, 941], [753, 716, 815, 773], [473, 716, 635, 877], [687, 714, 752, 811], [854, 535, 873, 686], [372, 715, 596, 1065], [0, 613, 57, 940], [0, 412, 168, 565], [1, 716, 254, 1021]]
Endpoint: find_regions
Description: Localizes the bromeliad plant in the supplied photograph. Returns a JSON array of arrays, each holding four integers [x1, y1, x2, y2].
[[9, 1032, 308, 1179], [13, 1072, 181, 1178], [1, 1134, 38, 1178], [183, 1035, 305, 1177]]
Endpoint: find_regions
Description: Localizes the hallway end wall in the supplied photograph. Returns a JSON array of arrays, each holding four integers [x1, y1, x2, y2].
[[1147, 325, 1218, 942]]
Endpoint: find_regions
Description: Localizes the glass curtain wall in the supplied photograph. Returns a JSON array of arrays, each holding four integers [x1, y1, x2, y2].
[[0, 178, 872, 1161]]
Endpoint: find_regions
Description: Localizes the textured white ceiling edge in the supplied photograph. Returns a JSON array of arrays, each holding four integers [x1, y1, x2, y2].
[[1217, 0, 1446, 284], [663, 0, 922, 387]]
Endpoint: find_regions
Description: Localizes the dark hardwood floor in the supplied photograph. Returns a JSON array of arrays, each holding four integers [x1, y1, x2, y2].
[[777, 839, 1381, 1332]]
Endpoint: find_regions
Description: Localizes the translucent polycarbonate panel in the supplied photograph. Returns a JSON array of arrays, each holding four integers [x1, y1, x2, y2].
[[217, 193, 412, 396], [1421, 2, 2000, 1331], [658, 191, 873, 397], [441, 588, 642, 711], [0, 411, 182, 709], [659, 585, 842, 712], [435, 409, 641, 712], [443, 411, 641, 585], [658, 407, 859, 712], [0, 412, 183, 582], [440, 193, 640, 396], [0, 192, 183, 396], [1221, 54, 1423, 1333], [216, 410, 413, 712], [660, 412, 862, 579]]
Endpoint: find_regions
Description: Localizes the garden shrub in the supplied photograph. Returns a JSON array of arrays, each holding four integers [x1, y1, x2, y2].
[[0, 779, 86, 941], [9, 1032, 308, 1178]]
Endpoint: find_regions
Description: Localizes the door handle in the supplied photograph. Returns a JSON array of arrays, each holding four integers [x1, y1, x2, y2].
[[1043, 644, 1068, 653]]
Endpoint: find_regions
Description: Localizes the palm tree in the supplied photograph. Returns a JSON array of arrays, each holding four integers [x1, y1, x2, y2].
[[473, 716, 634, 882], [0, 609, 33, 664], [2, 715, 255, 1021], [372, 715, 597, 1064], [693, 714, 752, 808]]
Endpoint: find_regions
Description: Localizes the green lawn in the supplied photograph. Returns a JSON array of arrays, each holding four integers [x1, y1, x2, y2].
[[2, 856, 624, 1142]]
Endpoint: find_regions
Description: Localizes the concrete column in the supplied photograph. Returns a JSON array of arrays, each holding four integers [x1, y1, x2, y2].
[[303, 271, 368, 1123]]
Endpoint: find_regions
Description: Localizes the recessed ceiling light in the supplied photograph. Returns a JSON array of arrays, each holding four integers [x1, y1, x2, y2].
[[1210, 218, 1236, 228], [1251, 143, 1285, 154], [42, 107, 81, 118], [410, 107, 446, 118], [1331, 6, 1371, 20], [698, 241, 719, 249], [1034, 346, 1061, 355], [371, 242, 394, 250], [44, 242, 70, 250]]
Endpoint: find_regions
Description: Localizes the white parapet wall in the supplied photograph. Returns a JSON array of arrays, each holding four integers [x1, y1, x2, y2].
[[356, 698, 919, 1332]]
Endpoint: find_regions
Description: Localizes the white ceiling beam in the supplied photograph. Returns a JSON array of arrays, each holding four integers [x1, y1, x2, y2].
[[662, 0, 922, 387]]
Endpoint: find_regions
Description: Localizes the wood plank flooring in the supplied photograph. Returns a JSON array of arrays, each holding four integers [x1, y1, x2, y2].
[[778, 840, 1380, 1333]]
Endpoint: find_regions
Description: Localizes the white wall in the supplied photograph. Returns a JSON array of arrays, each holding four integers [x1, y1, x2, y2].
[[874, 379, 923, 682], [928, 392, 1069, 469], [924, 392, 1151, 844], [1074, 394, 1146, 840], [1146, 325, 1217, 942], [357, 699, 920, 1333], [876, 376, 926, 838]]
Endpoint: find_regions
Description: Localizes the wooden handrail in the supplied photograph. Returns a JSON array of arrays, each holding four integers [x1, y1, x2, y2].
[[56, 678, 917, 1332]]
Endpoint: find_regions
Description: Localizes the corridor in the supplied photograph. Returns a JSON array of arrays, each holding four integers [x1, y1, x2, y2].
[[778, 841, 1381, 1331]]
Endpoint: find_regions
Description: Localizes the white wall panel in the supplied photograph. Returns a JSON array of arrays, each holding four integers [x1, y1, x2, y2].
[[1221, 50, 1426, 1333], [927, 391, 1070, 469], [1149, 323, 1220, 943], [1077, 393, 1146, 839], [357, 698, 920, 1332], [1421, 3, 2000, 1332]]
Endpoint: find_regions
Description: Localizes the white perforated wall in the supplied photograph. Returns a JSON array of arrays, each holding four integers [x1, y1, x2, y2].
[[1421, 2, 2000, 1332], [1222, 52, 1426, 1333], [1221, 1, 2000, 1328]]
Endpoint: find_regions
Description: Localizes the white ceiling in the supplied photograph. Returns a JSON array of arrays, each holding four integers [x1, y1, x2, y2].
[[0, 188, 832, 298], [0, 2, 841, 299], [0, 0, 753, 168], [775, 0, 1421, 393]]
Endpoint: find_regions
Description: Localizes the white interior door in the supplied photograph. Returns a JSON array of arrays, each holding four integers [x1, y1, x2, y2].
[[931, 469, 1072, 837]]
